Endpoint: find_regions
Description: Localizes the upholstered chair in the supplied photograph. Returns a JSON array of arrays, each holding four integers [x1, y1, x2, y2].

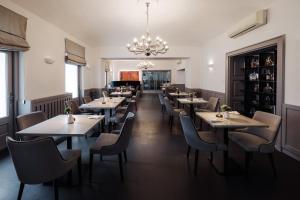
[[82, 96, 92, 104], [158, 93, 166, 113], [16, 111, 66, 145], [89, 112, 135, 181], [194, 97, 219, 112], [164, 97, 186, 129], [179, 113, 227, 176], [6, 137, 81, 200], [229, 111, 281, 177]]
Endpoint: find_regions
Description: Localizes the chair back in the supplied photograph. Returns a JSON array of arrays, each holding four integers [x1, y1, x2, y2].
[[66, 100, 81, 114], [247, 111, 281, 143], [6, 137, 73, 184], [115, 112, 135, 152], [206, 97, 219, 112], [17, 111, 47, 131], [83, 96, 92, 104], [164, 97, 174, 115], [179, 113, 217, 152], [158, 93, 165, 105]]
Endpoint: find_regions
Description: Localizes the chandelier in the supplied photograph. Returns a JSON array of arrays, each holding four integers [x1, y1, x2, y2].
[[126, 2, 169, 56], [137, 60, 154, 70]]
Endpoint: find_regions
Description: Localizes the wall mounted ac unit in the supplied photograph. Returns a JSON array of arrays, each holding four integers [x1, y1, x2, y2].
[[228, 9, 268, 38]]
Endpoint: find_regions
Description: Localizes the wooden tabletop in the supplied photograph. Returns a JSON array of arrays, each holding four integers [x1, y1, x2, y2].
[[16, 115, 104, 137], [196, 112, 268, 128], [169, 92, 189, 97], [178, 98, 208, 105], [80, 97, 125, 109]]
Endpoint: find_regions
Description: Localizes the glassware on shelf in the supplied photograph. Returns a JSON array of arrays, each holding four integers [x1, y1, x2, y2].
[[265, 96, 271, 105], [249, 107, 256, 116], [249, 72, 259, 81], [265, 56, 274, 66], [254, 84, 259, 92], [265, 69, 271, 80], [251, 58, 259, 68], [263, 83, 273, 93]]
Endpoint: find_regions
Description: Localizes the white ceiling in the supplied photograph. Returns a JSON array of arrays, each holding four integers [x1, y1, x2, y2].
[[11, 0, 274, 47]]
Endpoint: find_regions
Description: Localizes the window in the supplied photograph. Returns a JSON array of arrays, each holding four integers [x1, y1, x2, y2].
[[65, 64, 78, 98], [0, 52, 8, 118]]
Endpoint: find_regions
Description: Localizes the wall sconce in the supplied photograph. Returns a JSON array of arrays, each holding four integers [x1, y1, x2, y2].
[[208, 60, 214, 71], [44, 57, 55, 64]]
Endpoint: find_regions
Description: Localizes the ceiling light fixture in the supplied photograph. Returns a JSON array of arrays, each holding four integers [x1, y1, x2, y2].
[[137, 60, 154, 70], [126, 1, 169, 56]]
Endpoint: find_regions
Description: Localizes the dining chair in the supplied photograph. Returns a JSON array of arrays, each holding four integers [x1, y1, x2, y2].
[[158, 93, 166, 113], [129, 90, 141, 111], [229, 111, 281, 177], [194, 97, 219, 112], [6, 137, 81, 200], [164, 97, 186, 130], [179, 113, 227, 176], [83, 96, 92, 104], [16, 111, 66, 145], [89, 112, 135, 181], [65, 100, 93, 115]]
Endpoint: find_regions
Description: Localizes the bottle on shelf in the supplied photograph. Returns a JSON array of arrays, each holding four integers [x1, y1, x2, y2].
[[263, 83, 273, 93]]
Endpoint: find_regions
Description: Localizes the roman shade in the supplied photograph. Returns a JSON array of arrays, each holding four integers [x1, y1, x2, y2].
[[65, 39, 86, 66], [0, 5, 30, 51]]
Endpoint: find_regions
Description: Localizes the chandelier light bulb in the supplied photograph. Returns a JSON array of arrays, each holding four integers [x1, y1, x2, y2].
[[126, 2, 169, 56]]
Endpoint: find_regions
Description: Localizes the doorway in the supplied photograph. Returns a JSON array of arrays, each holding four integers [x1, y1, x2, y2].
[[142, 70, 171, 90]]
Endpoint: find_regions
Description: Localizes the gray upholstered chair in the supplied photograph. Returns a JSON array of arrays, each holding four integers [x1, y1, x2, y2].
[[65, 100, 93, 115], [164, 97, 185, 129], [6, 137, 81, 200], [130, 90, 141, 111], [194, 97, 219, 112], [179, 113, 227, 176], [16, 111, 66, 145], [109, 102, 135, 125], [89, 112, 135, 181], [158, 93, 165, 113], [229, 111, 281, 177], [82, 96, 92, 104]]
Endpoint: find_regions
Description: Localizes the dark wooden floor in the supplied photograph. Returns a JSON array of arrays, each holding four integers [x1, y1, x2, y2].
[[1, 93, 300, 200]]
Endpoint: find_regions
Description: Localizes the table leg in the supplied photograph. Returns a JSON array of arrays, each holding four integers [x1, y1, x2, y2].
[[223, 128, 229, 175], [66, 137, 72, 184], [190, 104, 195, 121]]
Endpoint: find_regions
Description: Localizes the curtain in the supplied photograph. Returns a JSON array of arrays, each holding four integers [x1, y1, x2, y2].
[[0, 5, 30, 51], [65, 39, 86, 66]]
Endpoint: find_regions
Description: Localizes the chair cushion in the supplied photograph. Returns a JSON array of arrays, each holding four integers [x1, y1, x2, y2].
[[198, 131, 227, 151], [90, 133, 119, 153], [229, 131, 270, 152], [60, 149, 81, 161], [173, 109, 186, 116]]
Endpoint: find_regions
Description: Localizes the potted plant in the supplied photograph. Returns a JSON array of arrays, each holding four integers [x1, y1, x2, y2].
[[221, 104, 232, 119], [65, 106, 74, 124]]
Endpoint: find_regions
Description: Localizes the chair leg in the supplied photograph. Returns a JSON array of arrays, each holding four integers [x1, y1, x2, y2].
[[209, 152, 213, 163], [268, 153, 277, 178], [89, 153, 94, 182], [77, 157, 82, 184], [118, 153, 124, 181], [100, 153, 103, 161], [170, 116, 173, 130], [245, 152, 252, 176], [194, 150, 199, 176], [17, 183, 24, 200], [123, 150, 127, 163], [187, 145, 191, 158], [53, 180, 58, 200]]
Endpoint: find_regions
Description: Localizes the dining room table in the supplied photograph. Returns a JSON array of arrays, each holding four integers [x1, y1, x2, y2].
[[168, 92, 189, 108], [79, 97, 126, 124], [195, 112, 268, 175], [177, 97, 208, 119], [16, 114, 105, 149], [110, 91, 132, 97]]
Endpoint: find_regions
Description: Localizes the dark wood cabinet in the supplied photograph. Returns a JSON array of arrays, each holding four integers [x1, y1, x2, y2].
[[229, 46, 277, 117]]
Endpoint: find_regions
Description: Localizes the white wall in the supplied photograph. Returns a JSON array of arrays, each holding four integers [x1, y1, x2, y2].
[[0, 0, 100, 101], [193, 0, 300, 106]]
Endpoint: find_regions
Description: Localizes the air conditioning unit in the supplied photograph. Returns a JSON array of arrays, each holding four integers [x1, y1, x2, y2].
[[228, 9, 268, 38]]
